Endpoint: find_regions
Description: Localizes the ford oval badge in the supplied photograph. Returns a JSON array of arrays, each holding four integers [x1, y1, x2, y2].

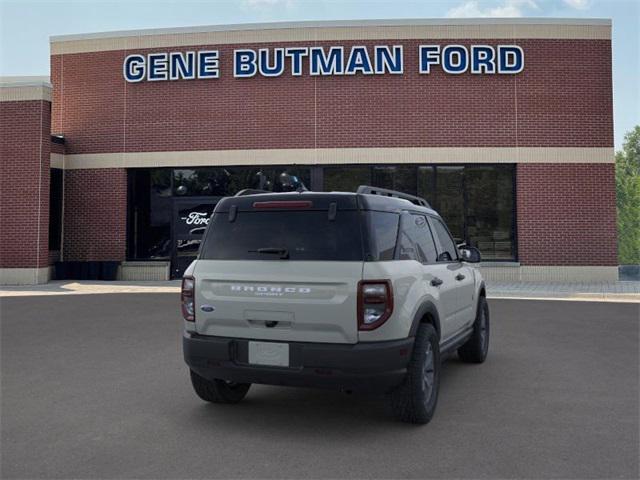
[[200, 305, 215, 312]]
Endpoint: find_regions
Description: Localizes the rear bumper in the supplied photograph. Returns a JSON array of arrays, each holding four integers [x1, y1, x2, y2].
[[183, 332, 413, 393]]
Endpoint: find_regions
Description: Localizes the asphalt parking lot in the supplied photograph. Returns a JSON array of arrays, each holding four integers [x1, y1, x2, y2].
[[1, 294, 638, 479]]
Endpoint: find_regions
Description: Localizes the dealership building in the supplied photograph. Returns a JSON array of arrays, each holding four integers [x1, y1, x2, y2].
[[0, 18, 617, 284]]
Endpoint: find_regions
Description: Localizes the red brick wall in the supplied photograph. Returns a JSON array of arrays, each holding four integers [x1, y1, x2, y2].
[[51, 39, 613, 154], [0, 100, 51, 269], [516, 163, 617, 266], [48, 35, 615, 268], [51, 140, 65, 154], [62, 169, 127, 261]]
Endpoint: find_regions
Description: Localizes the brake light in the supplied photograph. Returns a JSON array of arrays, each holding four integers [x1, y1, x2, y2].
[[357, 280, 393, 330], [181, 276, 195, 322], [253, 201, 312, 209]]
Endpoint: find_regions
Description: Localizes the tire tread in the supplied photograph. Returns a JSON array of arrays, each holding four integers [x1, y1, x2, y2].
[[458, 296, 490, 363], [389, 323, 440, 424]]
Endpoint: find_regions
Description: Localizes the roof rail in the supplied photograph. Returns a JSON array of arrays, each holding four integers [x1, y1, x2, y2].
[[356, 185, 431, 208], [234, 189, 271, 196]]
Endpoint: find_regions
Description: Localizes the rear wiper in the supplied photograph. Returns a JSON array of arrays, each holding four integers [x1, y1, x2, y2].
[[248, 247, 290, 259]]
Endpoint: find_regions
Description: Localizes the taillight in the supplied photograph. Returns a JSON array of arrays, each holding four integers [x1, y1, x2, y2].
[[181, 276, 195, 322], [357, 280, 393, 330]]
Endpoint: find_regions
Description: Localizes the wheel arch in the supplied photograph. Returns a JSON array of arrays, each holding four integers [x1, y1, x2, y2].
[[409, 301, 442, 339], [478, 280, 486, 299]]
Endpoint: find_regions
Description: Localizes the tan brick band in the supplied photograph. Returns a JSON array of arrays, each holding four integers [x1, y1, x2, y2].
[[56, 147, 613, 170], [0, 85, 52, 102], [479, 265, 618, 283], [50, 19, 611, 55], [50, 153, 64, 169], [0, 267, 50, 285]]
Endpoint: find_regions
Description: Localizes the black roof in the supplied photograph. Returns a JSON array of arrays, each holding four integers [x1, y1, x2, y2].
[[214, 190, 439, 216]]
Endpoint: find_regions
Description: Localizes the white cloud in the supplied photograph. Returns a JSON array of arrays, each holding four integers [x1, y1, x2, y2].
[[562, 0, 590, 10], [446, 0, 539, 18]]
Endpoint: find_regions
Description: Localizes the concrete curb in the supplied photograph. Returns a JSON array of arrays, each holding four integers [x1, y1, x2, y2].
[[1, 280, 639, 303], [487, 294, 640, 304]]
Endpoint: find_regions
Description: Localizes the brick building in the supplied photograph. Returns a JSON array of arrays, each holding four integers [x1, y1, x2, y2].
[[0, 18, 617, 284]]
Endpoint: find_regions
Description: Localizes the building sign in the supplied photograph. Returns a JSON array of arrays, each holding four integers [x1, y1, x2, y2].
[[182, 211, 210, 226], [124, 44, 524, 82], [176, 204, 215, 237]]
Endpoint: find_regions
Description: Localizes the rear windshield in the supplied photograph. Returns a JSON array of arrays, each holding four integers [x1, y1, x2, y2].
[[200, 210, 364, 261]]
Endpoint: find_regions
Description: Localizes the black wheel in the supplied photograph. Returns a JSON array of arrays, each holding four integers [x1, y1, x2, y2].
[[458, 295, 490, 363], [389, 323, 440, 424], [189, 370, 251, 404]]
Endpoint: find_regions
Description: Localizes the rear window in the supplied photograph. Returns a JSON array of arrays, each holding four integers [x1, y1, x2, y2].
[[200, 210, 363, 261]]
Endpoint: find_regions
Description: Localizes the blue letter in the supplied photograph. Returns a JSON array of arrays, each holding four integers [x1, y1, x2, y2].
[[498, 45, 524, 74], [442, 45, 468, 74], [123, 54, 145, 82], [170, 52, 196, 80], [309, 47, 344, 75], [285, 47, 308, 76], [147, 53, 168, 81], [198, 51, 219, 79], [374, 45, 403, 74], [258, 48, 285, 77], [419, 45, 440, 74], [470, 45, 496, 74], [345, 46, 373, 75], [234, 49, 257, 77]]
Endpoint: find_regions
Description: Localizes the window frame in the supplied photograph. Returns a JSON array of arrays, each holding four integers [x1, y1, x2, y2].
[[394, 212, 440, 265], [427, 215, 461, 264]]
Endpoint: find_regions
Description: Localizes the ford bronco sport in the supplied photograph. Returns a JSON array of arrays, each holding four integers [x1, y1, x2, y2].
[[182, 186, 489, 424]]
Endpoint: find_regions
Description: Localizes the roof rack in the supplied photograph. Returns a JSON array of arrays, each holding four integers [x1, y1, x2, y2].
[[234, 189, 271, 196], [356, 185, 431, 208]]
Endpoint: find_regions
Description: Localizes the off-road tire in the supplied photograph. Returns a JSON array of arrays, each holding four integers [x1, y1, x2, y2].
[[388, 323, 440, 424], [458, 295, 490, 363], [190, 370, 251, 403]]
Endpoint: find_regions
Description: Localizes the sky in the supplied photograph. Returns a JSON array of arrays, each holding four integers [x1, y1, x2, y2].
[[0, 0, 638, 149]]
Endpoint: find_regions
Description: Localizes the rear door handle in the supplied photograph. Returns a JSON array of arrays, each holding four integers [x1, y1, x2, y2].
[[431, 277, 443, 287], [455, 274, 466, 281]]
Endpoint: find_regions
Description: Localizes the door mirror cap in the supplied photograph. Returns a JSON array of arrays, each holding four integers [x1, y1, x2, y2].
[[459, 246, 481, 263]]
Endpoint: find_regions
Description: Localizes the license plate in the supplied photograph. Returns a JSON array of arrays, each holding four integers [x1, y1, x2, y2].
[[248, 341, 289, 367]]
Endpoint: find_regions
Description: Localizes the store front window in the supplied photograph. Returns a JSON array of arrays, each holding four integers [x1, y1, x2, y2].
[[172, 167, 309, 196], [127, 164, 515, 270], [324, 164, 516, 261], [464, 166, 515, 261], [323, 166, 370, 192], [127, 166, 311, 276]]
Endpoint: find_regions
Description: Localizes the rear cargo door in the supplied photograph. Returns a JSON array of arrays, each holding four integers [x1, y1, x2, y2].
[[194, 261, 361, 344], [193, 202, 364, 344]]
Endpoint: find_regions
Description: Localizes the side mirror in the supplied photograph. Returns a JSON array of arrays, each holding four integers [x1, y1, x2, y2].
[[459, 246, 481, 263]]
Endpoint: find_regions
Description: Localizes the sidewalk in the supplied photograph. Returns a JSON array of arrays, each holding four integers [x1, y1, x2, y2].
[[1, 279, 639, 303], [0, 280, 181, 297], [487, 281, 640, 303]]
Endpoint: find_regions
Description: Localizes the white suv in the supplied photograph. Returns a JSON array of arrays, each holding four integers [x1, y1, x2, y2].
[[182, 186, 489, 424]]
